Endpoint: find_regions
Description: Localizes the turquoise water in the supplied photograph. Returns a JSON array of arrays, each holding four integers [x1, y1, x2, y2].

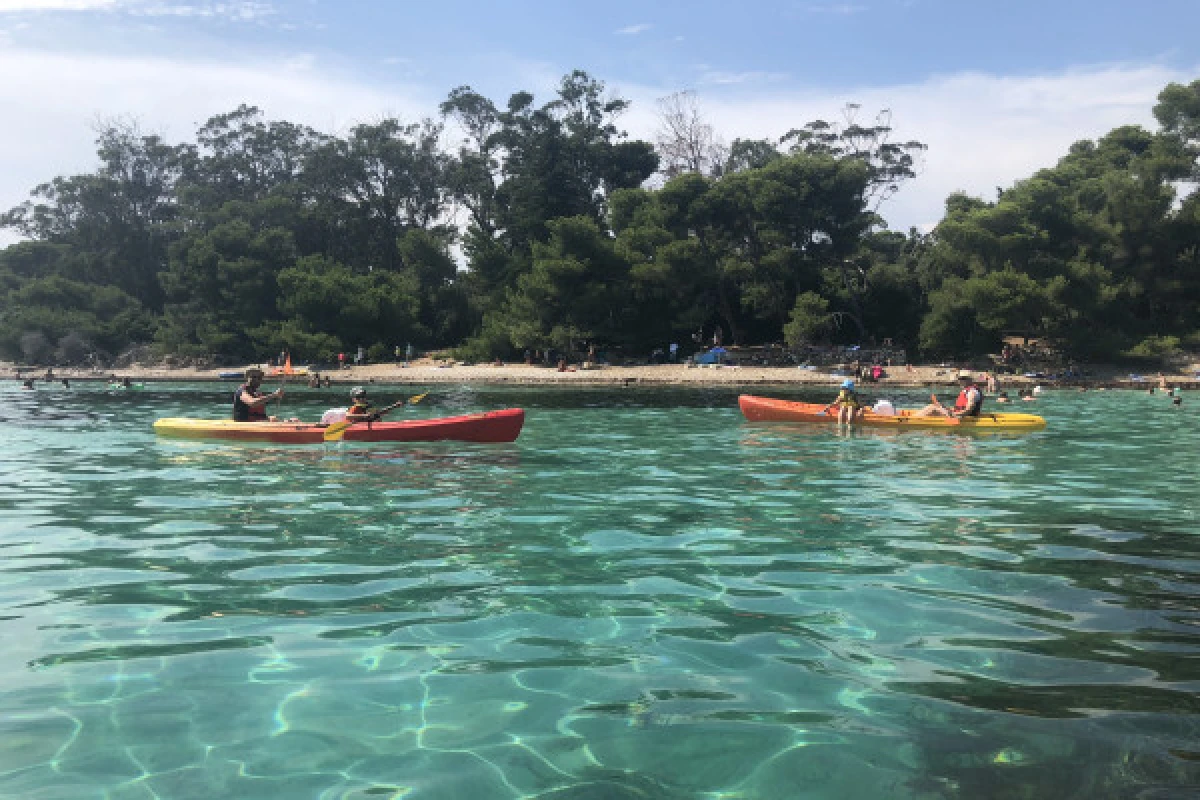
[[1, 383, 1197, 799]]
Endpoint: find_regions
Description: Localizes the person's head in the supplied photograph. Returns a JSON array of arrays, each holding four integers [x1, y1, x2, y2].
[[841, 379, 855, 391], [998, 390, 1008, 398], [350, 386, 367, 402], [1173, 396, 1182, 406], [245, 367, 264, 387], [957, 369, 973, 383]]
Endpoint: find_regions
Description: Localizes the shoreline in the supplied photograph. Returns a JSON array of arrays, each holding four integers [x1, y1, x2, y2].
[[8, 360, 1199, 390]]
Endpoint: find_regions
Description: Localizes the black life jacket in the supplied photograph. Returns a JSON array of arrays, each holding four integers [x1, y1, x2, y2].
[[232, 383, 267, 421]]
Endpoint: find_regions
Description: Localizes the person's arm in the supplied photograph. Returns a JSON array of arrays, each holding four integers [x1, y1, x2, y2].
[[240, 388, 281, 409], [345, 405, 373, 422]]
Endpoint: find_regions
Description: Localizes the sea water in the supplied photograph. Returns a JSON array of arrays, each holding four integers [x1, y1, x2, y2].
[[0, 383, 1197, 799]]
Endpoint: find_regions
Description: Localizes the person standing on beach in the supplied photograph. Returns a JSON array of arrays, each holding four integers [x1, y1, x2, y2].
[[232, 368, 283, 422]]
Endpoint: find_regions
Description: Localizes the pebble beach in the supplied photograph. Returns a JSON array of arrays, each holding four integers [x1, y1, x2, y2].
[[8, 358, 1200, 389]]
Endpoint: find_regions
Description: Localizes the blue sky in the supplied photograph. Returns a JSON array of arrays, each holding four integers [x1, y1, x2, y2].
[[1, 0, 1197, 238]]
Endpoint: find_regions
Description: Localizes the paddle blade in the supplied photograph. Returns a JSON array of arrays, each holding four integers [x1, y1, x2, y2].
[[323, 421, 352, 442], [408, 392, 428, 405]]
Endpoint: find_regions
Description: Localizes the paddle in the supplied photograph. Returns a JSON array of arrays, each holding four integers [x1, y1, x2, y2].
[[323, 392, 428, 442], [322, 420, 353, 442], [367, 392, 428, 422], [277, 353, 294, 416]]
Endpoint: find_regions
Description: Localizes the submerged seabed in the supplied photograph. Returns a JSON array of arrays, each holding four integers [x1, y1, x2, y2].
[[0, 384, 1197, 799]]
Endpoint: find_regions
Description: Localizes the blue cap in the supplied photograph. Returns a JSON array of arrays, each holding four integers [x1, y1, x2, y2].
[[841, 379, 855, 389]]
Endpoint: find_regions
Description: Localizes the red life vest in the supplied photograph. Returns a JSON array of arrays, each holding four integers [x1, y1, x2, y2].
[[954, 384, 982, 416]]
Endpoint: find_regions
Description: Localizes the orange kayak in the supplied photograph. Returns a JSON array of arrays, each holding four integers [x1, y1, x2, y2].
[[738, 395, 1045, 431], [154, 408, 525, 444]]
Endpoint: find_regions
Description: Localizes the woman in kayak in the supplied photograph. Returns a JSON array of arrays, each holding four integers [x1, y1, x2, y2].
[[824, 379, 863, 425], [233, 368, 284, 422], [915, 370, 984, 417]]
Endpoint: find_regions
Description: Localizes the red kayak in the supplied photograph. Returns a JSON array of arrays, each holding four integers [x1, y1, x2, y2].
[[153, 408, 525, 444]]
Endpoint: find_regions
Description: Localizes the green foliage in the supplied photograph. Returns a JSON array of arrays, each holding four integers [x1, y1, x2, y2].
[[275, 254, 420, 353], [783, 292, 832, 347], [0, 274, 152, 362], [1122, 334, 1183, 364], [1, 75, 1197, 366], [251, 320, 341, 364], [496, 216, 634, 352]]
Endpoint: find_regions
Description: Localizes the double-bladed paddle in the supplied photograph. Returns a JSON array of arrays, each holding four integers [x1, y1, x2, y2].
[[322, 392, 428, 442]]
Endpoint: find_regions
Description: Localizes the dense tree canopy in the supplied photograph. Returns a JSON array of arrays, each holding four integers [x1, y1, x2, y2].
[[1, 73, 1197, 367]]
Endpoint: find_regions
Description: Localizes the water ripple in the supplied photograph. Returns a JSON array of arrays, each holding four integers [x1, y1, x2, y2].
[[0, 384, 1198, 797]]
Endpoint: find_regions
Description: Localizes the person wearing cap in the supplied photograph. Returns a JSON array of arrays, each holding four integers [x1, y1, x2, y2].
[[823, 378, 863, 425], [345, 386, 376, 423], [232, 368, 284, 422], [320, 386, 412, 426], [915, 369, 984, 418]]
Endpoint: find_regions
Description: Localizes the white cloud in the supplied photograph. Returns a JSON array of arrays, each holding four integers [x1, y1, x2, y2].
[[698, 69, 790, 86], [615, 23, 650, 35], [0, 1, 116, 10], [1, 44, 1193, 249], [0, 46, 431, 243], [616, 62, 1196, 231], [0, 0, 275, 19], [798, 4, 867, 13]]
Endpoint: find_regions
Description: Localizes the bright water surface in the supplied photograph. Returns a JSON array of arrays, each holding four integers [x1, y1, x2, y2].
[[1, 382, 1197, 799]]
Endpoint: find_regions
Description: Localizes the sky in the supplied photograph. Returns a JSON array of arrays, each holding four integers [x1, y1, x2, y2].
[[1, 0, 1198, 244]]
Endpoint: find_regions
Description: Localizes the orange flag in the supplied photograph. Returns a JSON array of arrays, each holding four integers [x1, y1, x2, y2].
[[283, 353, 294, 375]]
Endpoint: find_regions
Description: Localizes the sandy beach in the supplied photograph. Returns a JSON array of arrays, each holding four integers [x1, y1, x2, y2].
[[8, 358, 1199, 389]]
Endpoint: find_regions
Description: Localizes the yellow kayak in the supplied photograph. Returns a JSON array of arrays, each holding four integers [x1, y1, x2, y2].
[[739, 395, 1046, 431]]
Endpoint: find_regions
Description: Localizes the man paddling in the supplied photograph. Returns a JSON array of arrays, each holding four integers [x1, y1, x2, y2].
[[233, 368, 284, 422]]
